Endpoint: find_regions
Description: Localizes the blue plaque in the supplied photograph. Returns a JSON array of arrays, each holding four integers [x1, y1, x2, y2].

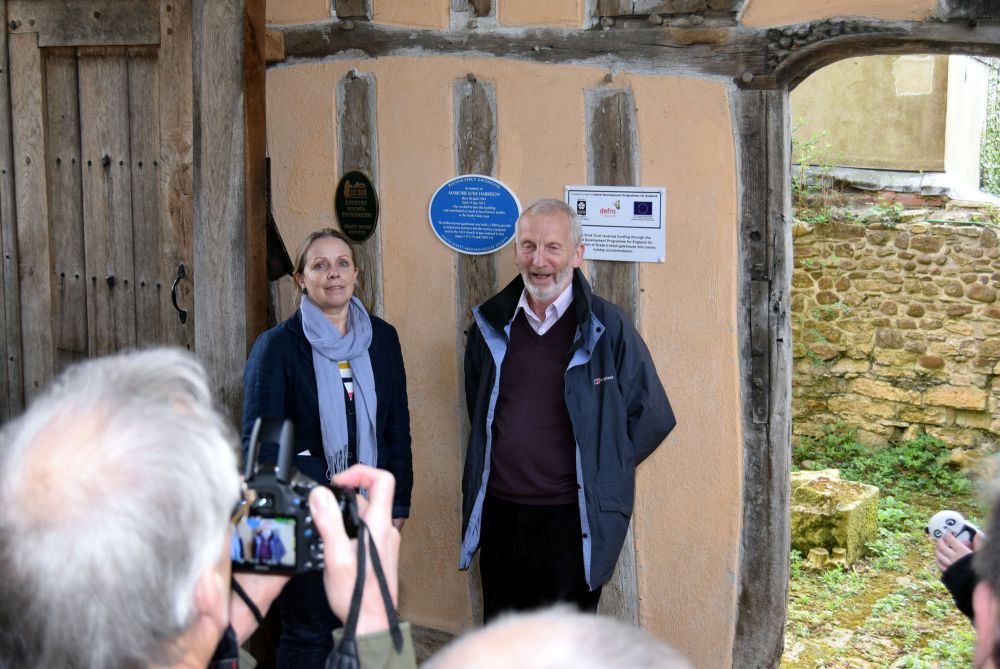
[[428, 175, 520, 254]]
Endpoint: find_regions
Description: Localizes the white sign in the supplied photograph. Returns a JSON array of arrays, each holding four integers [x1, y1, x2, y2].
[[565, 186, 666, 263]]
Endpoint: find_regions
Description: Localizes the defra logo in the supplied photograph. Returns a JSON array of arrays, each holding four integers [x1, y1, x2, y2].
[[599, 200, 621, 217]]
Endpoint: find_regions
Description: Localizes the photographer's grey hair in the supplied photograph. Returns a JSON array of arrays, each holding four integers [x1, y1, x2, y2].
[[0, 349, 240, 668]]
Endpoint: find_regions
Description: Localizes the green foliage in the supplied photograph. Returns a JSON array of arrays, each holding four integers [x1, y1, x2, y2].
[[784, 421, 985, 667], [793, 424, 970, 496], [981, 61, 1000, 198], [867, 201, 905, 226], [792, 117, 836, 207]]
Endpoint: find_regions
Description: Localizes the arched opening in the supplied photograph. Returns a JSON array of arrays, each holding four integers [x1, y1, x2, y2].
[[783, 52, 998, 666]]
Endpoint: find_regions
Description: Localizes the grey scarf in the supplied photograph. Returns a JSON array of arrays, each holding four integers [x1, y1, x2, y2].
[[300, 295, 378, 480]]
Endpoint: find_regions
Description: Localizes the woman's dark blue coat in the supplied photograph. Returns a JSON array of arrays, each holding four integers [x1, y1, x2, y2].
[[242, 310, 413, 518]]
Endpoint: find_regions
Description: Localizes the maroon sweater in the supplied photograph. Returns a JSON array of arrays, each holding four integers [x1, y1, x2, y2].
[[487, 308, 579, 505]]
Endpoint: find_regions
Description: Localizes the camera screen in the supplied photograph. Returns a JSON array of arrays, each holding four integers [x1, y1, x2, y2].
[[231, 515, 296, 568]]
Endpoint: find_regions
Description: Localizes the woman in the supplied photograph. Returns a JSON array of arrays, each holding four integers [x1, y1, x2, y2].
[[242, 228, 413, 669]]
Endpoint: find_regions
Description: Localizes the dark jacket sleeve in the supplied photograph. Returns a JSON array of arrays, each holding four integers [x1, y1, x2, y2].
[[382, 324, 413, 519], [615, 316, 676, 465], [464, 323, 485, 422], [242, 331, 288, 466], [942, 552, 977, 621]]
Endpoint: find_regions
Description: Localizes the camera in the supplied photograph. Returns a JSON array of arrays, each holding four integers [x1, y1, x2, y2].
[[232, 417, 360, 574]]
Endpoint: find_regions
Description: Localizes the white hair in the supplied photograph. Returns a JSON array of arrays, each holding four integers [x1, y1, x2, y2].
[[0, 348, 240, 668], [517, 198, 583, 248], [425, 606, 693, 669]]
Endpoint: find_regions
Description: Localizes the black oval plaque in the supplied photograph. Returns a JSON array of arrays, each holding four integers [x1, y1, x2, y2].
[[334, 171, 379, 242]]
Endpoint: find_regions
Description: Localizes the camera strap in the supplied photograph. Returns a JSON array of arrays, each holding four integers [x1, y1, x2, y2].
[[329, 516, 404, 669]]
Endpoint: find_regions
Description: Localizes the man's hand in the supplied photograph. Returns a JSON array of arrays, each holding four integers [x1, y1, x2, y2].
[[311, 465, 401, 635], [936, 532, 974, 572]]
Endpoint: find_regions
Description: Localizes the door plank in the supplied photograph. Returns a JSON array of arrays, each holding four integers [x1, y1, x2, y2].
[[156, 0, 194, 349], [9, 32, 54, 399], [78, 47, 137, 355], [44, 48, 88, 371], [8, 0, 159, 48], [0, 0, 24, 417], [127, 46, 167, 348]]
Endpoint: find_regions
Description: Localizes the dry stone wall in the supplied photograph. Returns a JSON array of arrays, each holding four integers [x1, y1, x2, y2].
[[792, 219, 1000, 454]]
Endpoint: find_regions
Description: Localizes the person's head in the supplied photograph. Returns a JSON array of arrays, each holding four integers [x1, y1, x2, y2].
[[514, 199, 585, 308], [424, 606, 692, 669], [0, 349, 241, 668], [293, 228, 358, 313]]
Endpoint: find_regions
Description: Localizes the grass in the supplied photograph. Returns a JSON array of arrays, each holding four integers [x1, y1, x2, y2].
[[781, 425, 986, 668]]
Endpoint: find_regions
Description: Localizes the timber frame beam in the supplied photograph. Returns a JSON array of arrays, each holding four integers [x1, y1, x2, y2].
[[274, 18, 1000, 89]]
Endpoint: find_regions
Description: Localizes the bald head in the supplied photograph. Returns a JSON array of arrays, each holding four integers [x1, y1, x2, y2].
[[425, 607, 692, 669]]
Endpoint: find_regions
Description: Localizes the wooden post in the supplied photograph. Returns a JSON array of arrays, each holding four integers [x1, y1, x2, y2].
[[244, 0, 267, 347], [730, 87, 792, 669], [337, 70, 382, 315], [585, 85, 640, 625], [453, 73, 498, 626], [0, 0, 24, 418], [192, 0, 265, 421]]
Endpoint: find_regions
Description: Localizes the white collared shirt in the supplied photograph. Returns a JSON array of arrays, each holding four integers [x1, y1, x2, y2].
[[516, 283, 574, 335]]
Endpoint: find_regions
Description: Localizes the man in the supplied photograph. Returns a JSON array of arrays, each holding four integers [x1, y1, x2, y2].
[[461, 198, 676, 620], [425, 606, 692, 669], [0, 349, 413, 669]]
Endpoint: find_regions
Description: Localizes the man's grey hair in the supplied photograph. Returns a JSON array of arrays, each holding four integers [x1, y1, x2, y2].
[[0, 349, 240, 668], [424, 606, 693, 669], [517, 198, 584, 248]]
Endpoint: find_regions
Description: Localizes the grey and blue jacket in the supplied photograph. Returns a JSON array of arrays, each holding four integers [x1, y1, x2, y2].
[[460, 269, 675, 589]]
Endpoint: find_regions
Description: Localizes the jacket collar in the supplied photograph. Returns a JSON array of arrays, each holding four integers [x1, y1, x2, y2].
[[478, 268, 594, 335]]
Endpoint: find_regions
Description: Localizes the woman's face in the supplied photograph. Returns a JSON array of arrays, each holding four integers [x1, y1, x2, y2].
[[296, 236, 357, 313]]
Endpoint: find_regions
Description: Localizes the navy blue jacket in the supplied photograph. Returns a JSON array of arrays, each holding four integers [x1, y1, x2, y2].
[[242, 310, 413, 517], [460, 269, 675, 588]]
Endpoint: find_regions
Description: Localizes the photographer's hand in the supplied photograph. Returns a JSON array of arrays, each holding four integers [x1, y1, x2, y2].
[[311, 464, 401, 635], [936, 532, 973, 572]]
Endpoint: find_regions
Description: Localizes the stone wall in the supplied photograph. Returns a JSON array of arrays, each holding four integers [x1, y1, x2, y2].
[[792, 219, 1000, 454]]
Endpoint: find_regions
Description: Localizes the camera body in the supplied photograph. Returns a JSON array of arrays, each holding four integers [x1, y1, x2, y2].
[[232, 418, 360, 574]]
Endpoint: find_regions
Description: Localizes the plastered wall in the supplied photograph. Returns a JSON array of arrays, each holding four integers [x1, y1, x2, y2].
[[790, 56, 949, 172], [741, 0, 936, 26], [262, 0, 958, 665], [266, 54, 741, 669]]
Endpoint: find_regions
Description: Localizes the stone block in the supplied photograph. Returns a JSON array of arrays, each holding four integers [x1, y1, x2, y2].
[[850, 377, 920, 404], [791, 476, 879, 566], [875, 329, 904, 349], [911, 235, 944, 253], [919, 355, 945, 369], [968, 283, 997, 303], [898, 405, 948, 425], [830, 359, 872, 375], [925, 384, 988, 411], [828, 395, 897, 419]]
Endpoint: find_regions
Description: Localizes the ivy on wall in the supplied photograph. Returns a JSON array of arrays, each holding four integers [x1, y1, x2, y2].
[[981, 58, 1000, 197]]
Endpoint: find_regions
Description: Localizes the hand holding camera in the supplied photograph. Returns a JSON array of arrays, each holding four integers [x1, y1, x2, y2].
[[314, 464, 401, 633]]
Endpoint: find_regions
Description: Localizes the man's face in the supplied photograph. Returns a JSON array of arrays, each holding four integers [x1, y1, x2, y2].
[[514, 212, 584, 307], [973, 582, 998, 669]]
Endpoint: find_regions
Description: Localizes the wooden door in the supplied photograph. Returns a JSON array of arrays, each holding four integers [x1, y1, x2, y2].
[[0, 0, 266, 421], [4, 0, 194, 405]]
